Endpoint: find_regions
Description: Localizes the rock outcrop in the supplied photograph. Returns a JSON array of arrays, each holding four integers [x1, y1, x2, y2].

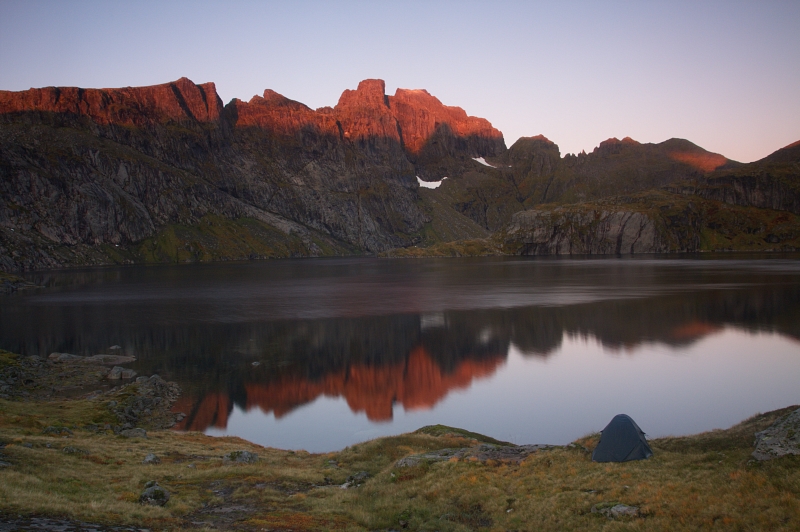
[[752, 407, 800, 461], [501, 201, 702, 255]]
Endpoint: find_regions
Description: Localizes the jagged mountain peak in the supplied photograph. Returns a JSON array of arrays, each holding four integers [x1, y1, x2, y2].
[[335, 78, 389, 110]]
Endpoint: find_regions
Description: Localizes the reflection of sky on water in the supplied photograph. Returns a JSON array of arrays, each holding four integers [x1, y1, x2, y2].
[[6, 256, 800, 451], [208, 328, 800, 452]]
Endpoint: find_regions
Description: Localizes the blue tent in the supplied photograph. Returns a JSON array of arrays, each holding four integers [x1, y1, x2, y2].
[[592, 414, 653, 462]]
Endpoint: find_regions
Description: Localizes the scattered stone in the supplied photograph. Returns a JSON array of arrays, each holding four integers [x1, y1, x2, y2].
[[341, 471, 369, 489], [109, 345, 122, 351], [223, 450, 258, 464], [108, 366, 124, 380], [42, 426, 73, 436], [62, 446, 88, 455], [592, 503, 640, 518], [23, 442, 33, 448], [121, 369, 137, 379], [140, 481, 170, 506], [251, 361, 260, 366], [142, 453, 161, 465], [105, 375, 180, 430], [119, 428, 147, 438], [187, 463, 196, 469], [83, 354, 136, 365], [395, 443, 557, 467], [49, 352, 84, 362], [752, 407, 800, 460]]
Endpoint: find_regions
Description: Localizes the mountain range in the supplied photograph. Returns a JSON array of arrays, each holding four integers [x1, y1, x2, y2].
[[1, 77, 799, 271]]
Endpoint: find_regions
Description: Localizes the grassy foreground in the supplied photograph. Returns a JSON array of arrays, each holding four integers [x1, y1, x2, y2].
[[1, 356, 798, 531]]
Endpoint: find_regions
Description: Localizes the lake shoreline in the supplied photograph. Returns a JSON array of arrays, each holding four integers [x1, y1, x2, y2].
[[1, 348, 799, 530]]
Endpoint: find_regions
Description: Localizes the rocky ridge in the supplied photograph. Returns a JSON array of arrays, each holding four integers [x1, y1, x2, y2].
[[1, 76, 800, 270], [0, 78, 505, 271]]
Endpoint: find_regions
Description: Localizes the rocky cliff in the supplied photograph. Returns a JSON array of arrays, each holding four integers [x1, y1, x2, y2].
[[0, 78, 505, 271], [1, 75, 799, 270], [504, 208, 689, 255]]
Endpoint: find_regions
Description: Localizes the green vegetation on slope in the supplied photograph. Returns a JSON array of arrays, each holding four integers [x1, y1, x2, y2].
[[135, 215, 354, 264]]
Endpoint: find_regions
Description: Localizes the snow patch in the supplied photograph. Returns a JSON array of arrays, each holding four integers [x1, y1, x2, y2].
[[417, 176, 447, 189], [472, 157, 496, 168]]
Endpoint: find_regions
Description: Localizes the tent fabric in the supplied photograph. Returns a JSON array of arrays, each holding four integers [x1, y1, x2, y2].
[[591, 414, 654, 462]]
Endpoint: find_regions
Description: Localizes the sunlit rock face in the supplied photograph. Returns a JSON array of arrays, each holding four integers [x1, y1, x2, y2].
[[335, 79, 402, 144], [2, 76, 799, 270], [0, 77, 224, 125], [387, 88, 505, 180], [389, 88, 503, 155], [0, 77, 506, 270]]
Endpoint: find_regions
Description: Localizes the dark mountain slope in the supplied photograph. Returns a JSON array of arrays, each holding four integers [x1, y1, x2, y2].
[[430, 135, 740, 231], [0, 78, 504, 271], [669, 140, 800, 215], [1, 76, 798, 269], [499, 139, 800, 256]]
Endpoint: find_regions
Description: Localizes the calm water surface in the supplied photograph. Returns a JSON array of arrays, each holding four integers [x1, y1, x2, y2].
[[2, 255, 800, 452]]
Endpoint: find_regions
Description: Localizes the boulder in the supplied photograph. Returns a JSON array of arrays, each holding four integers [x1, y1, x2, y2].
[[142, 453, 161, 465], [49, 353, 84, 362], [42, 426, 73, 436], [341, 471, 369, 489], [752, 407, 800, 460], [223, 450, 258, 464], [592, 503, 640, 518], [62, 446, 88, 455], [139, 481, 170, 506], [119, 428, 147, 438], [82, 354, 136, 365]]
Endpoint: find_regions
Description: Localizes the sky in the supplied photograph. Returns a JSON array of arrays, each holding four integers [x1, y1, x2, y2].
[[1, 0, 799, 163]]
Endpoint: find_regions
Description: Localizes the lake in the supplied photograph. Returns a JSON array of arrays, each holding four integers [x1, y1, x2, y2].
[[2, 255, 800, 452]]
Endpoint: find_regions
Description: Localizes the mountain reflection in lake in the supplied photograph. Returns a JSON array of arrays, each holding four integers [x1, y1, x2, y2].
[[2, 255, 800, 452]]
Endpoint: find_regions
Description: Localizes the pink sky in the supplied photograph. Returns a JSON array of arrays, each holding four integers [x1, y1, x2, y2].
[[1, 0, 798, 162]]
